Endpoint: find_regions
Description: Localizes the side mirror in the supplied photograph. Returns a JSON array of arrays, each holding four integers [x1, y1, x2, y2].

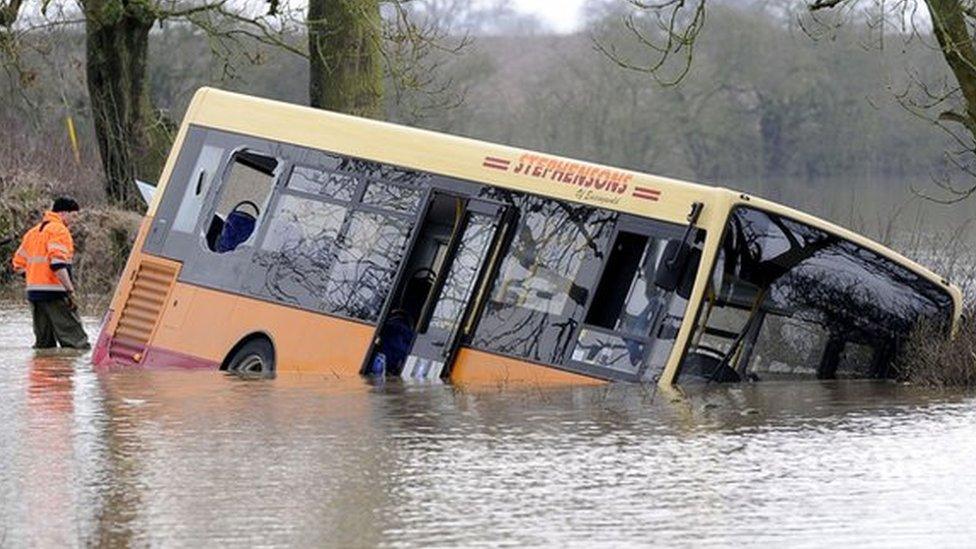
[[655, 241, 702, 299], [655, 240, 691, 292]]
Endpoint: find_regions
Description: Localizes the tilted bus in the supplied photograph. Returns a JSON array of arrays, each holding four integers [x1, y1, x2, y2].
[[91, 88, 963, 386]]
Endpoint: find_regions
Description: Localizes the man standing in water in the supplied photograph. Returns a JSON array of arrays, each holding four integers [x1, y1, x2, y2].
[[11, 197, 90, 349]]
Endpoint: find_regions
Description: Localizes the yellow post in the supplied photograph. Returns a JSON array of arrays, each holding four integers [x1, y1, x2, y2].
[[65, 115, 81, 164]]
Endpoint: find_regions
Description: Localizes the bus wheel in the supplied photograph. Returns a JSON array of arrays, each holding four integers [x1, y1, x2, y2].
[[226, 337, 275, 378]]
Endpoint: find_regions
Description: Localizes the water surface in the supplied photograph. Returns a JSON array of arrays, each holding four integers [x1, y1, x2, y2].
[[1, 305, 975, 547]]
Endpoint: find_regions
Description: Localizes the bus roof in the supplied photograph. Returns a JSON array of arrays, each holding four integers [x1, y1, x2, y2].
[[156, 87, 962, 310]]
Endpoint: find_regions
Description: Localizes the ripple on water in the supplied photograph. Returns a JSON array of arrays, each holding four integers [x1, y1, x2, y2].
[[0, 305, 975, 546]]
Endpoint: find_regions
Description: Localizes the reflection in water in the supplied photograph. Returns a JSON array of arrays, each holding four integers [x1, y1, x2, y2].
[[1, 307, 976, 545]]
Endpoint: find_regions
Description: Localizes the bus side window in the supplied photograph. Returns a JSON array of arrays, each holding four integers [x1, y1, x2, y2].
[[206, 151, 278, 253], [172, 144, 224, 235], [585, 232, 656, 333]]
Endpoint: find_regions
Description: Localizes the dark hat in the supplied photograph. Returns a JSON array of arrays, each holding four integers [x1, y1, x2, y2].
[[52, 197, 80, 213]]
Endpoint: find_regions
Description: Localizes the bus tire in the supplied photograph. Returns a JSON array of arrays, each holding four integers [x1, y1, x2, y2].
[[226, 337, 275, 378]]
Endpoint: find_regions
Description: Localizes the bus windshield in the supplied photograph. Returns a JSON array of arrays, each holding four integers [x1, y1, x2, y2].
[[681, 206, 955, 383]]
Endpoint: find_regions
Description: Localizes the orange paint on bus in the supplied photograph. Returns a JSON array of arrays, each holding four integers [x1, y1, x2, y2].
[[151, 282, 375, 375], [451, 349, 605, 387]]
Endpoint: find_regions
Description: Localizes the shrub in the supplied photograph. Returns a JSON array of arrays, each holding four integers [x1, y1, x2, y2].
[[898, 309, 976, 388], [69, 206, 142, 295], [1, 116, 140, 303], [0, 171, 52, 287]]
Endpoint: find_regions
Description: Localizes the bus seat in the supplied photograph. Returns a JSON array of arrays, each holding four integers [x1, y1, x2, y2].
[[215, 201, 259, 253]]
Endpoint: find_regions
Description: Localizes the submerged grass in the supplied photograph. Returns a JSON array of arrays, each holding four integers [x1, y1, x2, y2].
[[899, 309, 976, 388]]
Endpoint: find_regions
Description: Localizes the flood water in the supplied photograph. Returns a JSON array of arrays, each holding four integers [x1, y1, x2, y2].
[[2, 305, 976, 547]]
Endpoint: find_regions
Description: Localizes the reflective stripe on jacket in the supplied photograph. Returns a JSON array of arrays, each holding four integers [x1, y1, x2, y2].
[[11, 211, 75, 294]]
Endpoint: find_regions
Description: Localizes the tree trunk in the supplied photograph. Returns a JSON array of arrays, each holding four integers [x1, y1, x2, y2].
[[307, 0, 383, 117], [85, 0, 171, 208], [0, 0, 24, 27]]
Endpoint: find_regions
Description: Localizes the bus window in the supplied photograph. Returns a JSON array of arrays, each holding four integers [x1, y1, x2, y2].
[[288, 165, 357, 201], [362, 181, 423, 213], [247, 158, 423, 322], [173, 143, 224, 234], [569, 220, 699, 379], [249, 195, 349, 310], [322, 210, 412, 321], [206, 150, 278, 253], [585, 232, 660, 334], [427, 212, 497, 333], [680, 206, 954, 384], [473, 192, 615, 365]]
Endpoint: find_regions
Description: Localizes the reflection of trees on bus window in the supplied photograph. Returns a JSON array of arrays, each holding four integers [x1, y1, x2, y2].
[[250, 196, 348, 308], [427, 214, 496, 334], [493, 199, 608, 316], [248, 159, 423, 322], [362, 181, 423, 213], [323, 211, 411, 321], [681, 206, 954, 384], [288, 165, 357, 200], [206, 151, 278, 254], [346, 158, 433, 184], [474, 191, 615, 364]]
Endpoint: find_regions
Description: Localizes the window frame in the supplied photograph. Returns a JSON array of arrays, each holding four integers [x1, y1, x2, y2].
[[242, 154, 431, 324], [199, 146, 285, 256]]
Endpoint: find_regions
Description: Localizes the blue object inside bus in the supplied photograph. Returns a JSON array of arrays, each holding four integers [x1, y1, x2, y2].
[[215, 203, 259, 253], [371, 312, 415, 375]]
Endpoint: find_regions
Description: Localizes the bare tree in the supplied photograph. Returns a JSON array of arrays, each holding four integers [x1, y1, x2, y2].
[[1, 0, 294, 208], [596, 0, 976, 202]]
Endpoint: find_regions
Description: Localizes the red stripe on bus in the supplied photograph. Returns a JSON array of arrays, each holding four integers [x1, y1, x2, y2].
[[633, 186, 661, 196], [632, 186, 661, 201]]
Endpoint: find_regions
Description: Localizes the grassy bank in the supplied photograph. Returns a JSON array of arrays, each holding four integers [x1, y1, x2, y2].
[[0, 146, 141, 313]]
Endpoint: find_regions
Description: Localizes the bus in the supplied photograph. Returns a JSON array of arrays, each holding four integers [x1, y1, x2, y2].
[[92, 88, 963, 386]]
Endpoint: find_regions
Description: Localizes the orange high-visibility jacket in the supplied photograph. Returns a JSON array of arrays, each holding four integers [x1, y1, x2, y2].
[[11, 211, 75, 295]]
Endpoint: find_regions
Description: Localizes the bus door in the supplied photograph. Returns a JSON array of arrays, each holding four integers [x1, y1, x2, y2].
[[365, 194, 510, 380]]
